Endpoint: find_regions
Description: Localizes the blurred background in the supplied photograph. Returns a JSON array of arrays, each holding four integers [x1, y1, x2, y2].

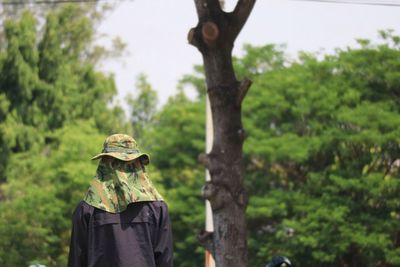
[[0, 0, 399, 266]]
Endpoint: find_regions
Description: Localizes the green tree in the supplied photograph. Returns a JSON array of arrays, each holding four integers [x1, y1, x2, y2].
[[126, 74, 159, 140], [140, 91, 206, 267], [0, 5, 128, 267], [0, 6, 127, 180], [241, 32, 400, 267], [0, 121, 105, 267]]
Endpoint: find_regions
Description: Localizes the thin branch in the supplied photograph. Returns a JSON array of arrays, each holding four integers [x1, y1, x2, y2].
[[383, 159, 395, 179]]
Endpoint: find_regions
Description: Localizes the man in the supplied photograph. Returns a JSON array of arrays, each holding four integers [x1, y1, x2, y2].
[[68, 134, 173, 267]]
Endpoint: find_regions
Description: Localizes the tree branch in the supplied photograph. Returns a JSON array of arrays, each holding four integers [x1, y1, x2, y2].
[[197, 230, 215, 257], [194, 0, 207, 18], [236, 78, 252, 106], [206, 0, 223, 13], [202, 181, 217, 200], [194, 0, 222, 19], [198, 153, 211, 169], [238, 128, 247, 142], [187, 27, 197, 46], [231, 0, 257, 39], [202, 182, 233, 210]]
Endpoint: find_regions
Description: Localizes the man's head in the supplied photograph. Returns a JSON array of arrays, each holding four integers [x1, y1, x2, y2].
[[85, 134, 162, 213], [91, 134, 149, 165]]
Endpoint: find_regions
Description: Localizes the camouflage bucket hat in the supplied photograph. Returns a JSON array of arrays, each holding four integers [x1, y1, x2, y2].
[[91, 134, 150, 164]]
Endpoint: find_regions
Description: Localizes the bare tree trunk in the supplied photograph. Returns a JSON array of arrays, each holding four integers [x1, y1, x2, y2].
[[188, 1, 256, 266]]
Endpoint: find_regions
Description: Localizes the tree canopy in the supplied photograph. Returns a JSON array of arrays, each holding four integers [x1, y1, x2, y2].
[[239, 33, 400, 266], [0, 5, 128, 266]]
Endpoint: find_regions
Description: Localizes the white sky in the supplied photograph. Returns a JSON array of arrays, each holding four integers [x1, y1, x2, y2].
[[98, 0, 400, 107]]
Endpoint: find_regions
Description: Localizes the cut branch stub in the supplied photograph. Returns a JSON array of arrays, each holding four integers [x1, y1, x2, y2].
[[238, 128, 247, 142], [197, 230, 215, 258], [201, 181, 217, 200], [202, 21, 219, 47], [236, 190, 248, 208], [187, 27, 198, 47], [202, 182, 233, 210], [198, 152, 211, 169], [236, 78, 252, 106]]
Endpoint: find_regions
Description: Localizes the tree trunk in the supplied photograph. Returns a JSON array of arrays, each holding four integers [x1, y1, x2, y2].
[[189, 1, 256, 266]]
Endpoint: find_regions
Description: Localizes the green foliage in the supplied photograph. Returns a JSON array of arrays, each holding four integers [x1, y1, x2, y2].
[[0, 5, 128, 267], [126, 74, 159, 140], [146, 92, 205, 169], [1, 5, 399, 267], [178, 65, 207, 98], [240, 32, 400, 267], [0, 6, 127, 174], [141, 92, 206, 267], [0, 121, 104, 267]]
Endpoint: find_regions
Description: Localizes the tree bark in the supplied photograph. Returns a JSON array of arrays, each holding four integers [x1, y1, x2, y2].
[[189, 1, 256, 266]]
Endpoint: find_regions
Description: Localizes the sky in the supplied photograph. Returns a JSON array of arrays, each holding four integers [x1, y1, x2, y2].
[[98, 0, 400, 107]]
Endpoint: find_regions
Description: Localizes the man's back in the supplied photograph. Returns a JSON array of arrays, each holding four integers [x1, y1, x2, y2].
[[68, 200, 173, 267]]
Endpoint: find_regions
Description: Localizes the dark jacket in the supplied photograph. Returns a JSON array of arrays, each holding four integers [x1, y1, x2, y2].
[[68, 201, 173, 267]]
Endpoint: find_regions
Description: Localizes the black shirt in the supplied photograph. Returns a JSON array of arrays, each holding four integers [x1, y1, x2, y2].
[[68, 201, 173, 267]]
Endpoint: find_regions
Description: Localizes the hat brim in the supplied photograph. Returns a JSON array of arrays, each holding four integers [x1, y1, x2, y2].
[[91, 152, 150, 165]]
